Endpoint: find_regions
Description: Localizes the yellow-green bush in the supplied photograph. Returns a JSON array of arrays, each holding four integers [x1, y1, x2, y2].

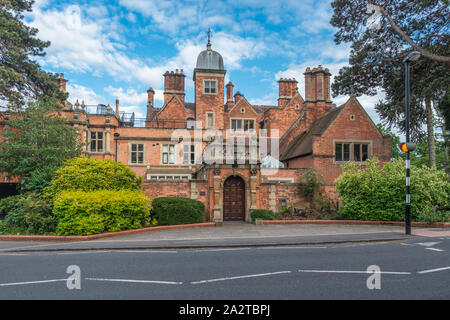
[[53, 190, 151, 236], [336, 158, 449, 222], [43, 157, 141, 201]]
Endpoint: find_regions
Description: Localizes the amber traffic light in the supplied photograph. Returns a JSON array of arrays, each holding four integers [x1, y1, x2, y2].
[[399, 142, 416, 152]]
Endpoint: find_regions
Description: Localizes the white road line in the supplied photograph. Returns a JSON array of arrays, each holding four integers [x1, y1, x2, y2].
[[298, 270, 411, 275], [191, 271, 292, 284], [425, 248, 444, 252], [85, 278, 182, 285], [192, 248, 252, 252], [260, 246, 327, 249], [417, 267, 450, 274], [0, 279, 67, 287], [112, 250, 178, 254]]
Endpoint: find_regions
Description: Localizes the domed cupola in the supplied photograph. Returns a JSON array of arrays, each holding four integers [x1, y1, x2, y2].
[[195, 38, 224, 71]]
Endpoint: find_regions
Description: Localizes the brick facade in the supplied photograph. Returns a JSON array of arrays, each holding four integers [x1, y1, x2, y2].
[[0, 42, 390, 221]]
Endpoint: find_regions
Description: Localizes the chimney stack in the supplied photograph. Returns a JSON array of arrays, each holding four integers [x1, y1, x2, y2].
[[57, 73, 68, 92], [304, 66, 331, 102], [226, 81, 234, 108], [278, 78, 298, 108], [146, 88, 155, 121], [164, 70, 185, 104], [115, 99, 119, 115]]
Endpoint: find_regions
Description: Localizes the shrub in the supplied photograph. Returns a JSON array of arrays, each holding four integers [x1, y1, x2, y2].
[[43, 157, 142, 201], [151, 197, 204, 226], [251, 209, 275, 222], [53, 190, 151, 236], [1, 195, 56, 234], [297, 168, 323, 201], [335, 158, 450, 222]]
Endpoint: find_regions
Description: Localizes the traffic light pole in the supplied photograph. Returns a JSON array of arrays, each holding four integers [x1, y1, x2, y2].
[[405, 60, 411, 235]]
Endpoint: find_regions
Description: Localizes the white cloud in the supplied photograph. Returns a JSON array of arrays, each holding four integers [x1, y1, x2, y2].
[[66, 83, 102, 105]]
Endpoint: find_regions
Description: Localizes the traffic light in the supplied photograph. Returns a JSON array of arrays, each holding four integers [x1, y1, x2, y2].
[[399, 142, 416, 152]]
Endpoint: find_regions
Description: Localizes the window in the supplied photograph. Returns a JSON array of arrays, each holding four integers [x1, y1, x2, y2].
[[206, 112, 215, 129], [183, 144, 195, 164], [90, 132, 103, 152], [130, 143, 144, 164], [162, 144, 175, 164], [187, 118, 195, 129], [335, 142, 370, 162], [231, 119, 255, 132], [204, 80, 217, 94]]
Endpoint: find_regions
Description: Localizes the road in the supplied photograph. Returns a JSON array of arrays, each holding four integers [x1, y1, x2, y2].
[[0, 236, 448, 300]]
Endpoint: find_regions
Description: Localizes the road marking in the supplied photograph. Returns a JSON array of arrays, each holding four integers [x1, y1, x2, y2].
[[416, 241, 441, 247], [425, 248, 444, 252], [0, 279, 67, 287], [191, 271, 292, 284], [113, 250, 178, 254], [260, 246, 327, 249], [297, 270, 411, 275], [192, 248, 252, 252], [85, 278, 183, 285], [417, 266, 450, 274]]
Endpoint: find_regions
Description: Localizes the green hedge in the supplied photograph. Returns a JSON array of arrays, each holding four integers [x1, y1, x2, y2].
[[335, 158, 450, 222], [250, 209, 275, 222], [43, 157, 141, 201], [53, 190, 151, 236], [151, 197, 205, 226]]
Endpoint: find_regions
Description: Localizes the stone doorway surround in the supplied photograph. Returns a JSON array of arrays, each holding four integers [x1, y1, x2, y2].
[[212, 166, 258, 223]]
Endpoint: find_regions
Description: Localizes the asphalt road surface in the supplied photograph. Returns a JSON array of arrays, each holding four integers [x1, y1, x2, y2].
[[0, 237, 448, 300]]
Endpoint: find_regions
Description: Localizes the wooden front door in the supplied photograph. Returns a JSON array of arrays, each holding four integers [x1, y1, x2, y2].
[[223, 176, 245, 221]]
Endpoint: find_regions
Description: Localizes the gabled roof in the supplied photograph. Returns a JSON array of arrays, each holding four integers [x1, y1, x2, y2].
[[252, 105, 278, 114], [280, 104, 345, 161]]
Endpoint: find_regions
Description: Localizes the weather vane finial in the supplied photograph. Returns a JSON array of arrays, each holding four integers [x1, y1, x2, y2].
[[207, 28, 212, 48]]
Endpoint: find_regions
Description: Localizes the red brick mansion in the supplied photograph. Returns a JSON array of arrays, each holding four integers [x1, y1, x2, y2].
[[0, 41, 391, 222]]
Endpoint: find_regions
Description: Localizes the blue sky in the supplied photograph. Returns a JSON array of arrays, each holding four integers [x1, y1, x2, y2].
[[27, 0, 384, 122]]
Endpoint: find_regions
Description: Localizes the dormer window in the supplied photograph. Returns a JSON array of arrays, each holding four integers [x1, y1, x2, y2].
[[204, 80, 217, 94]]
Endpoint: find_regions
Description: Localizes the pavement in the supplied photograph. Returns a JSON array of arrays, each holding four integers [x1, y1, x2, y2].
[[1, 221, 446, 253]]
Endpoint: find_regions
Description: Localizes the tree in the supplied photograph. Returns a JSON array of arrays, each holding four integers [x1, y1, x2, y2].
[[0, 0, 65, 108], [330, 0, 449, 168], [376, 123, 402, 160], [0, 101, 81, 193]]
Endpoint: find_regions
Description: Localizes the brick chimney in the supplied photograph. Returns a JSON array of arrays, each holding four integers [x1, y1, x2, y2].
[[278, 78, 298, 107], [226, 81, 234, 108], [57, 73, 68, 92], [164, 69, 185, 104], [146, 88, 155, 120], [304, 66, 331, 102], [115, 99, 119, 116]]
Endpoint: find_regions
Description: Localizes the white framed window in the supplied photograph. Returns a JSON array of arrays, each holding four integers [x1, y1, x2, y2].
[[206, 112, 215, 129], [162, 144, 175, 164], [183, 144, 195, 164], [90, 131, 104, 152], [203, 80, 217, 94]]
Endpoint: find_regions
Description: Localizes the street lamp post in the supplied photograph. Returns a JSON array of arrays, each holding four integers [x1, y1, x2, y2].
[[402, 51, 421, 235]]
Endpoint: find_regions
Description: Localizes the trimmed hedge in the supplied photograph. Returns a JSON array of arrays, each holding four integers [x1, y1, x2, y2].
[[335, 158, 449, 222], [151, 197, 205, 226], [250, 209, 275, 222], [43, 157, 141, 201], [53, 190, 151, 236]]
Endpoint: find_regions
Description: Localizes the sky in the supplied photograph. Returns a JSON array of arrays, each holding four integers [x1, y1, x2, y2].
[[26, 0, 385, 122]]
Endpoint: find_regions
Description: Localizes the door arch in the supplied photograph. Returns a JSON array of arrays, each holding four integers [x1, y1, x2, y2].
[[223, 176, 245, 221]]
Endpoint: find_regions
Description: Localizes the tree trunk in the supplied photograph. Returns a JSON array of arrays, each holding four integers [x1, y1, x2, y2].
[[425, 98, 436, 168]]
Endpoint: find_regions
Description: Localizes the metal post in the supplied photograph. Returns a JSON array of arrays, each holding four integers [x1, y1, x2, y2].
[[404, 61, 411, 235]]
